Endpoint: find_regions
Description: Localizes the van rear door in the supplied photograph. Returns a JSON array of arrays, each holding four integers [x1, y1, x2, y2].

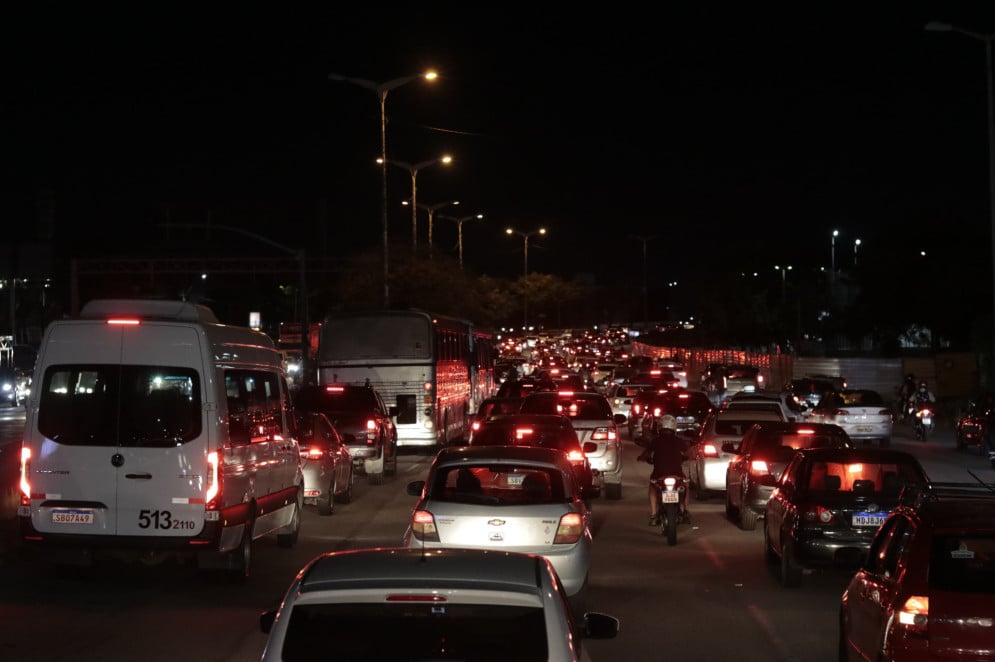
[[113, 323, 209, 538]]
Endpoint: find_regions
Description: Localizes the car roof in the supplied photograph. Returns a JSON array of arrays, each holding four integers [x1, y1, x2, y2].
[[298, 547, 548, 595], [715, 409, 783, 421], [433, 444, 574, 469]]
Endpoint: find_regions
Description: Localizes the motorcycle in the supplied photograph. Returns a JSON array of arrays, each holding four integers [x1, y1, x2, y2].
[[911, 402, 936, 441], [651, 475, 689, 546]]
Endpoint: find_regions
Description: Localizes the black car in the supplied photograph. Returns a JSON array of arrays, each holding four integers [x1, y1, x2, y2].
[[293, 383, 398, 485], [763, 446, 929, 588], [724, 421, 851, 531], [783, 378, 836, 411]]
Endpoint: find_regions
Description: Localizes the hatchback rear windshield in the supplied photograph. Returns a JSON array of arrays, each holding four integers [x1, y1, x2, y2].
[[471, 424, 580, 451], [281, 602, 549, 661], [38, 364, 201, 447], [295, 386, 377, 412], [429, 465, 567, 504], [930, 535, 995, 593], [520, 395, 612, 419], [753, 430, 848, 451]]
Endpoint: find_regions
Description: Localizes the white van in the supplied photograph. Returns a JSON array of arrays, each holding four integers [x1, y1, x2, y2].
[[17, 299, 303, 580]]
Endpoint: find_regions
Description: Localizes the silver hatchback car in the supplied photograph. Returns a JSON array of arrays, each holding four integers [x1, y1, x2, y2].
[[404, 445, 596, 598], [259, 547, 619, 661]]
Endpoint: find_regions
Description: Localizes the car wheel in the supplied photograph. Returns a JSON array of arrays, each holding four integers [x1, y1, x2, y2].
[[605, 482, 622, 500], [693, 476, 709, 501], [225, 523, 252, 584], [384, 439, 398, 477], [837, 612, 850, 662], [277, 492, 302, 548], [725, 494, 738, 521], [336, 467, 354, 504], [739, 502, 758, 531], [763, 527, 777, 566], [317, 476, 336, 516], [780, 540, 803, 588]]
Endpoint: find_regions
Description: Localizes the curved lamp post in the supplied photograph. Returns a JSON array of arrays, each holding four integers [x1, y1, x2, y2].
[[380, 155, 453, 255], [439, 213, 484, 269], [506, 227, 548, 329], [328, 70, 438, 307], [925, 21, 995, 364], [403, 198, 460, 260]]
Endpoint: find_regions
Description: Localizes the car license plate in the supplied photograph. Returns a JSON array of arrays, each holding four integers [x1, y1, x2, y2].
[[507, 474, 525, 486], [52, 509, 94, 525], [661, 491, 680, 503], [855, 425, 873, 433], [852, 512, 886, 527]]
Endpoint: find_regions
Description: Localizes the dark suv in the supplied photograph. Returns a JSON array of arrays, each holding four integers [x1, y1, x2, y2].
[[293, 384, 398, 485], [725, 421, 851, 530]]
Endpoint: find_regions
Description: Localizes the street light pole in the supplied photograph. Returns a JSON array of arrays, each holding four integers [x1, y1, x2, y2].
[[628, 235, 656, 327], [854, 238, 861, 267], [403, 199, 460, 260], [775, 264, 793, 305], [831, 229, 839, 272], [380, 155, 453, 255], [439, 213, 484, 269], [506, 227, 548, 329], [328, 70, 438, 307], [925, 21, 995, 365]]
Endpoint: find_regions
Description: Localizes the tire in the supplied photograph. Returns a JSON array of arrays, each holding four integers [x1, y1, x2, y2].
[[693, 478, 709, 501], [838, 613, 850, 662], [763, 527, 777, 566], [336, 467, 354, 504], [384, 439, 398, 477], [739, 502, 758, 531], [605, 482, 622, 500], [780, 540, 803, 588], [367, 468, 384, 485], [664, 503, 678, 546], [725, 494, 738, 522], [317, 476, 336, 516], [277, 493, 302, 548], [225, 524, 252, 583]]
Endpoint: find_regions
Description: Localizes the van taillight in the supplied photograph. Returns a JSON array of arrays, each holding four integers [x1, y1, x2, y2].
[[205, 451, 221, 509], [19, 446, 31, 506]]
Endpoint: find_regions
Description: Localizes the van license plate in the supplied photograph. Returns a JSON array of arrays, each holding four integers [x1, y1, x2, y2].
[[52, 509, 94, 525]]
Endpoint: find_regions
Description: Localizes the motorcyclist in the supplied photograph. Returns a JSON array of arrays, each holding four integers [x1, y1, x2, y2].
[[908, 380, 937, 413], [637, 414, 690, 526]]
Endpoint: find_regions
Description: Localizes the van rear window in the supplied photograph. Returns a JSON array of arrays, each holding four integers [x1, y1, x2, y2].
[[38, 365, 201, 447]]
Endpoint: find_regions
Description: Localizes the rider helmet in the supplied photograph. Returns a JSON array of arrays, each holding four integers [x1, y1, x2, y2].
[[659, 414, 678, 432], [918, 380, 928, 393]]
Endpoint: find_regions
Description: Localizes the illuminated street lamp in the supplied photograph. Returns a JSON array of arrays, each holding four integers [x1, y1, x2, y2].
[[328, 69, 438, 307], [380, 155, 453, 254], [775, 264, 793, 305], [439, 212, 484, 270], [505, 226, 547, 276], [403, 199, 460, 260], [831, 229, 839, 272], [854, 238, 862, 267], [506, 226, 548, 328], [925, 21, 995, 366]]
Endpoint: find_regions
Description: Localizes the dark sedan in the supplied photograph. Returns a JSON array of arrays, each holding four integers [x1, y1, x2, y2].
[[763, 446, 929, 588]]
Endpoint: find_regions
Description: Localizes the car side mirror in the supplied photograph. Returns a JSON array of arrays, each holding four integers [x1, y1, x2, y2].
[[614, 414, 626, 425], [406, 480, 426, 496], [259, 609, 277, 634]]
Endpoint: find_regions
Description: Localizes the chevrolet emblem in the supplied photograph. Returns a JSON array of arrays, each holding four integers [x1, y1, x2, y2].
[[487, 519, 506, 526]]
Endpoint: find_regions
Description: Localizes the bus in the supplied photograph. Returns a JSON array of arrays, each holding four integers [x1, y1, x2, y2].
[[317, 309, 496, 449]]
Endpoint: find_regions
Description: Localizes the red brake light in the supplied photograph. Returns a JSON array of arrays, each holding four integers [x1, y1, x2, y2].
[[386, 594, 447, 602], [366, 420, 376, 430], [515, 427, 535, 439], [471, 420, 481, 431], [797, 428, 815, 435], [750, 460, 770, 474], [410, 509, 439, 542], [678, 393, 689, 399], [107, 318, 140, 326], [702, 443, 719, 458], [897, 596, 929, 634], [566, 449, 585, 462], [801, 505, 837, 524], [205, 451, 221, 509], [559, 390, 574, 397], [305, 448, 325, 459], [554, 512, 584, 544], [325, 385, 344, 393], [19, 446, 31, 505]]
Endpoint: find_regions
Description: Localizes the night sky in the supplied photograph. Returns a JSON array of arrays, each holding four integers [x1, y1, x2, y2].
[[5, 5, 995, 299]]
